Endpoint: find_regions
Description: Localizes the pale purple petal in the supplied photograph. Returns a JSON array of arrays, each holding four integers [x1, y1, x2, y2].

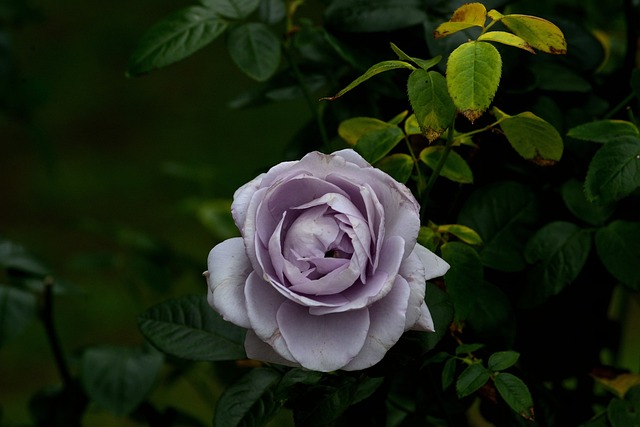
[[277, 301, 370, 372], [231, 174, 265, 232], [342, 276, 411, 370], [332, 148, 371, 168], [206, 237, 252, 329], [414, 243, 450, 281], [244, 330, 299, 366], [411, 303, 435, 332]]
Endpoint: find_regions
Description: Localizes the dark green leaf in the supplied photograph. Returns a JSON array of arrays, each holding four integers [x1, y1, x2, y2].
[[214, 367, 283, 427], [352, 377, 384, 404], [561, 179, 614, 226], [80, 345, 163, 416], [277, 369, 323, 393], [494, 372, 534, 420], [467, 281, 514, 341], [0, 238, 50, 276], [441, 242, 483, 322], [420, 146, 473, 184], [567, 120, 639, 143], [609, 385, 640, 427], [456, 343, 484, 355], [532, 62, 590, 92], [632, 69, 640, 100], [456, 364, 491, 398], [355, 125, 405, 164], [375, 153, 414, 183], [422, 283, 454, 352], [408, 69, 456, 141], [0, 285, 37, 347], [524, 221, 593, 302], [128, 6, 228, 76], [258, 0, 286, 24], [293, 377, 358, 427], [458, 181, 539, 272], [324, 0, 427, 33], [584, 136, 640, 204], [442, 358, 457, 390], [227, 22, 281, 81], [200, 0, 260, 19], [138, 294, 246, 361], [595, 221, 640, 290], [488, 351, 520, 371], [28, 381, 87, 427]]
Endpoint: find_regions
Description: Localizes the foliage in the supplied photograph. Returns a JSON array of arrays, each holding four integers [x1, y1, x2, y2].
[[2, 0, 640, 426]]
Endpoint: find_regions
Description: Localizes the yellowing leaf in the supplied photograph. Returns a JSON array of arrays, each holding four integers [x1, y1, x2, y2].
[[591, 370, 640, 399], [434, 2, 486, 38], [408, 69, 456, 141], [437, 224, 483, 245], [499, 14, 567, 54], [477, 31, 535, 54], [446, 41, 502, 122]]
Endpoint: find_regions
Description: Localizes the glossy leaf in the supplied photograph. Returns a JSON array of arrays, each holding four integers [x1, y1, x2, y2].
[[80, 345, 163, 416], [138, 294, 246, 361], [567, 120, 639, 143], [320, 60, 415, 101], [0, 285, 36, 348], [227, 22, 281, 81], [419, 146, 473, 184], [489, 10, 567, 54], [375, 153, 414, 183], [477, 31, 534, 53], [561, 179, 614, 226], [584, 136, 640, 204], [408, 69, 456, 141], [214, 367, 283, 427], [441, 242, 483, 323], [488, 351, 520, 371], [493, 107, 563, 163], [494, 373, 534, 420], [390, 43, 441, 71], [200, 0, 260, 19], [324, 0, 427, 33], [128, 6, 228, 76], [595, 221, 640, 290], [458, 181, 539, 272], [434, 3, 487, 38], [456, 363, 491, 398], [447, 41, 502, 122], [437, 224, 483, 245]]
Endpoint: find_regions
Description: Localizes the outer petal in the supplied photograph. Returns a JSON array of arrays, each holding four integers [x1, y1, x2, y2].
[[333, 148, 371, 168], [411, 303, 435, 332], [415, 243, 450, 281], [244, 330, 299, 366], [244, 271, 296, 362], [342, 276, 411, 370], [207, 237, 252, 329], [231, 174, 265, 232], [277, 301, 370, 372]]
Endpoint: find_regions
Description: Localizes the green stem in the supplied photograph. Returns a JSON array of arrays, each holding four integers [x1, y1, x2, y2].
[[40, 276, 71, 385], [604, 92, 635, 120], [422, 126, 455, 201], [404, 136, 424, 198]]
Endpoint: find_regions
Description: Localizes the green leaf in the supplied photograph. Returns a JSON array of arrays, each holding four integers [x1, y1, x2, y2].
[[532, 62, 591, 92], [456, 363, 491, 398], [404, 114, 421, 135], [436, 224, 483, 245], [407, 69, 456, 141], [456, 343, 484, 355], [338, 117, 391, 145], [595, 221, 640, 290], [524, 221, 592, 302], [0, 238, 50, 276], [488, 351, 520, 371], [196, 199, 239, 240], [390, 42, 441, 71], [214, 367, 283, 427], [466, 281, 514, 341], [561, 179, 614, 226], [337, 118, 405, 164], [0, 285, 36, 347], [138, 294, 246, 361], [80, 345, 163, 416], [422, 283, 454, 352], [491, 11, 567, 54], [320, 60, 414, 101], [442, 358, 457, 390], [446, 41, 502, 122], [457, 181, 539, 272], [493, 107, 563, 163], [584, 136, 640, 204], [477, 31, 534, 53], [227, 22, 281, 81], [258, 0, 286, 24], [375, 153, 414, 183], [128, 6, 228, 76], [418, 226, 441, 253], [419, 146, 473, 184], [494, 372, 534, 420], [441, 242, 483, 323], [567, 120, 639, 143], [324, 0, 427, 33], [200, 0, 260, 19], [434, 3, 487, 38], [609, 385, 640, 427], [293, 377, 359, 427]]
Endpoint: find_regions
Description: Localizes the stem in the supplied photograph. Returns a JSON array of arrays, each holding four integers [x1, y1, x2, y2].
[[423, 126, 455, 201], [40, 276, 71, 385], [604, 92, 635, 120], [404, 136, 424, 198]]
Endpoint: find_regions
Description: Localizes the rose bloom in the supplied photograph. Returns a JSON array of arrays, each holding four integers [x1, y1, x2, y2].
[[205, 149, 449, 372]]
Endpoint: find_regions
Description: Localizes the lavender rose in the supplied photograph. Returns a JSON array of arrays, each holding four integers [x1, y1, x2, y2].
[[205, 149, 449, 372]]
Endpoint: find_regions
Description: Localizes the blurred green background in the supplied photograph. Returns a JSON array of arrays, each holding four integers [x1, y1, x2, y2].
[[1, 0, 311, 424]]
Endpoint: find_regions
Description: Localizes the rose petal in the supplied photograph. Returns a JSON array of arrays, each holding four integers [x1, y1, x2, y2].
[[244, 271, 296, 362], [244, 330, 298, 366], [414, 243, 450, 281], [206, 237, 252, 329], [411, 302, 435, 332], [277, 301, 370, 372], [231, 174, 265, 233], [342, 276, 411, 371], [332, 148, 371, 168]]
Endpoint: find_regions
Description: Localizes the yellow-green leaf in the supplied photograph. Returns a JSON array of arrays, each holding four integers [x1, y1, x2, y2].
[[338, 117, 391, 145], [437, 224, 483, 245], [567, 120, 640, 143], [390, 42, 442, 71], [446, 41, 502, 123], [375, 153, 414, 183], [419, 146, 474, 184], [408, 69, 456, 141], [498, 14, 567, 54], [494, 107, 563, 163], [434, 2, 487, 38], [404, 114, 421, 135], [477, 31, 535, 54]]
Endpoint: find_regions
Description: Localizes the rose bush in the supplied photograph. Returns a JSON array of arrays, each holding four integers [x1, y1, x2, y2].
[[205, 149, 449, 372]]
